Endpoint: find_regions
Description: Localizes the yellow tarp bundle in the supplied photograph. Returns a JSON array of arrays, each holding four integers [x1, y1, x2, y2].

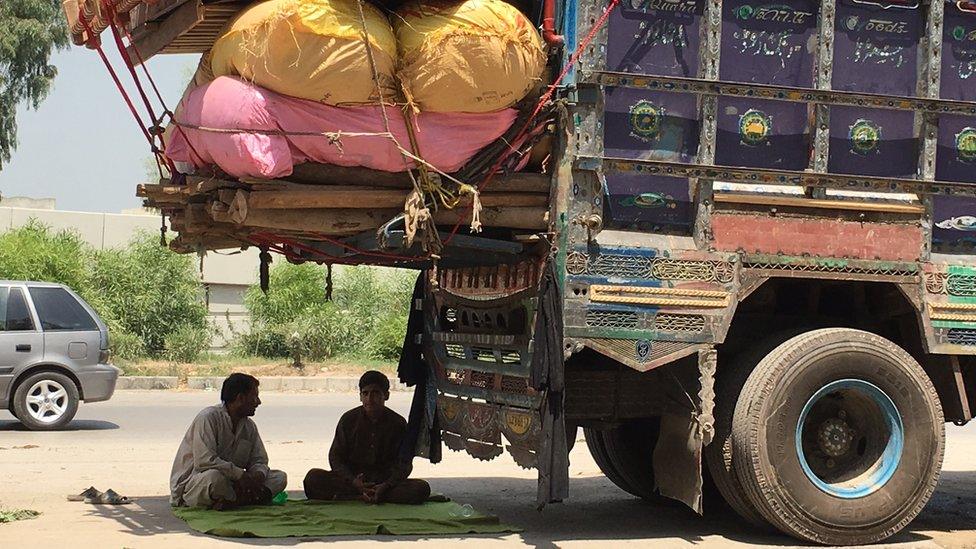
[[394, 0, 546, 113], [210, 0, 397, 105]]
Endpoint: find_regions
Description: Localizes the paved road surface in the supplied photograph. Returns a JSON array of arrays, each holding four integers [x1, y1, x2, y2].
[[1, 390, 974, 548]]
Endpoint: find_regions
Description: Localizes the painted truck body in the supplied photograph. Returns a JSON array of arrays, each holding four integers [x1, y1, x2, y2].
[[420, 0, 976, 545]]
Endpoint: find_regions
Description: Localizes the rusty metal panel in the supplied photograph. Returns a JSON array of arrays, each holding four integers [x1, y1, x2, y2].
[[710, 213, 924, 261]]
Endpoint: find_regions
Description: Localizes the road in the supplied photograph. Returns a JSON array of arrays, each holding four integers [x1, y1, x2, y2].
[[0, 390, 974, 548]]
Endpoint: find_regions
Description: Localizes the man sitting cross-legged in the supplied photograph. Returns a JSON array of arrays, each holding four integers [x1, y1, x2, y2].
[[304, 370, 431, 504], [170, 373, 287, 510]]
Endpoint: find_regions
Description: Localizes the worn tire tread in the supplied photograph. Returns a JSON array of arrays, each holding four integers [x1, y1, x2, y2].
[[731, 328, 944, 545]]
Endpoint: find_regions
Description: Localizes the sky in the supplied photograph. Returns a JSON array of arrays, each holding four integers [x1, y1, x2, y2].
[[0, 45, 198, 213]]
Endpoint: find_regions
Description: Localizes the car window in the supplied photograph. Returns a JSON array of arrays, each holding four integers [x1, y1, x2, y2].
[[5, 287, 35, 331], [28, 287, 97, 332], [0, 287, 7, 329]]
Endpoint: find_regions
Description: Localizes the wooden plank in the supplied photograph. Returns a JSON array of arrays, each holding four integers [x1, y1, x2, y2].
[[228, 205, 547, 234], [247, 189, 549, 210], [286, 163, 551, 192], [713, 192, 925, 214], [126, 0, 205, 65]]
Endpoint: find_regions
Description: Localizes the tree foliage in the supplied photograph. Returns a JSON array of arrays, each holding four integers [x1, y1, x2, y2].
[[0, 221, 210, 359], [0, 0, 69, 168], [241, 263, 413, 361]]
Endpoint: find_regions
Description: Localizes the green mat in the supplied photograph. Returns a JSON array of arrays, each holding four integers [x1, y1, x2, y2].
[[172, 499, 520, 538]]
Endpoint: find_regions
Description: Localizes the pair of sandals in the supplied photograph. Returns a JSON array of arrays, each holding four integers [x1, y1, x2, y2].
[[66, 486, 131, 505]]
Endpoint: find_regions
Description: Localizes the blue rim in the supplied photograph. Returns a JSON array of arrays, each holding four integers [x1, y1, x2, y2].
[[795, 379, 904, 499]]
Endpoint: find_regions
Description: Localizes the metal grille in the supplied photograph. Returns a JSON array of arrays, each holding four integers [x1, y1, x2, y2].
[[445, 344, 465, 359], [500, 350, 521, 364], [471, 347, 497, 362], [925, 273, 948, 294], [470, 371, 495, 389], [585, 254, 653, 278], [947, 275, 976, 297], [654, 313, 706, 333], [501, 375, 529, 395], [947, 328, 976, 345], [651, 259, 725, 282], [586, 310, 640, 328], [744, 261, 917, 277], [586, 338, 694, 365]]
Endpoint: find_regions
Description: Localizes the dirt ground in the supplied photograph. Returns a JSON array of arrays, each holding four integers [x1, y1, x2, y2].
[[1, 390, 974, 548]]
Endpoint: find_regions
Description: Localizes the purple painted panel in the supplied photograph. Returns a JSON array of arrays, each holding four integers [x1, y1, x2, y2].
[[606, 0, 703, 76], [603, 172, 694, 232], [714, 0, 815, 170], [936, 114, 976, 183], [933, 194, 976, 245], [940, 3, 976, 101], [715, 98, 811, 169], [936, 5, 976, 189], [718, 0, 817, 86], [604, 87, 700, 160], [828, 106, 917, 177], [832, 1, 921, 95], [828, 3, 921, 177]]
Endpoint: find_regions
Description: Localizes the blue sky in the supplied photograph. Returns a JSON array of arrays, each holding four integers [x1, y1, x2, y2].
[[0, 45, 197, 213]]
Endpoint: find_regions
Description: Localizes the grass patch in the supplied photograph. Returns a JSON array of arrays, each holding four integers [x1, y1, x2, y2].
[[0, 509, 39, 524]]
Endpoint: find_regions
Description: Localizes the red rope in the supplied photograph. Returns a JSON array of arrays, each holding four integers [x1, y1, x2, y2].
[[103, 3, 178, 174], [118, 15, 206, 170], [78, 6, 155, 145]]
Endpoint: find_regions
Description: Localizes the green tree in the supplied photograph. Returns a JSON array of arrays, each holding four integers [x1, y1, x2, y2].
[[0, 0, 69, 168], [89, 233, 209, 356], [0, 219, 90, 293]]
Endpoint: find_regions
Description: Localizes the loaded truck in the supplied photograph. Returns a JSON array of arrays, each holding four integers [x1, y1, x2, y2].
[[67, 0, 976, 544]]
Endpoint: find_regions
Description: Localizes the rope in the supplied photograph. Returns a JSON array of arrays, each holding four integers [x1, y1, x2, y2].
[[443, 0, 623, 246], [83, 0, 621, 266]]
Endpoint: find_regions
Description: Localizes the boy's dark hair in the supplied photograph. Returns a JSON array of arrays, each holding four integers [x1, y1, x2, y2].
[[359, 370, 390, 393], [221, 373, 259, 404]]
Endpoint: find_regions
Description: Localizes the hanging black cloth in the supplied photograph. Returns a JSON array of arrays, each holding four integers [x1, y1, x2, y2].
[[397, 271, 442, 464], [397, 272, 427, 386], [530, 259, 568, 507]]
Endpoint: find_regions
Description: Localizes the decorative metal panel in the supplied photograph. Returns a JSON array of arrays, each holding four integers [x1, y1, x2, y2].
[[933, 4, 976, 249], [946, 328, 976, 345], [654, 313, 706, 332], [586, 309, 641, 328], [714, 0, 817, 171], [827, 1, 922, 177]]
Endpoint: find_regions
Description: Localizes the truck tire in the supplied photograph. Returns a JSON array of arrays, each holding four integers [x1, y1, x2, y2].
[[731, 329, 944, 545], [13, 371, 80, 431], [584, 418, 661, 500], [584, 427, 633, 495], [705, 351, 769, 527]]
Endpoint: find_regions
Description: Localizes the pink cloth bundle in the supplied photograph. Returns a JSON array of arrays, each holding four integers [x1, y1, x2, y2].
[[165, 76, 517, 179]]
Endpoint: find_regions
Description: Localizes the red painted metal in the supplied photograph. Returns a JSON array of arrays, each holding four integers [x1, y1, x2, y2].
[[542, 0, 564, 46], [710, 214, 923, 261]]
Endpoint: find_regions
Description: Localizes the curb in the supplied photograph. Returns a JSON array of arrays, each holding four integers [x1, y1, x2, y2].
[[115, 376, 409, 392]]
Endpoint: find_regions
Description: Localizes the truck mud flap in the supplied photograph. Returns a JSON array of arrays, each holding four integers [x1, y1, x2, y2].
[[398, 258, 570, 507]]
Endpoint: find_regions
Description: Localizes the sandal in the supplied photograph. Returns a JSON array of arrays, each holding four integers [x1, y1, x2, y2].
[[84, 488, 131, 505], [67, 486, 102, 502]]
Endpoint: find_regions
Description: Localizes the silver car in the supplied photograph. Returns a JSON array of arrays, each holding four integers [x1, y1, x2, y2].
[[0, 281, 119, 430]]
